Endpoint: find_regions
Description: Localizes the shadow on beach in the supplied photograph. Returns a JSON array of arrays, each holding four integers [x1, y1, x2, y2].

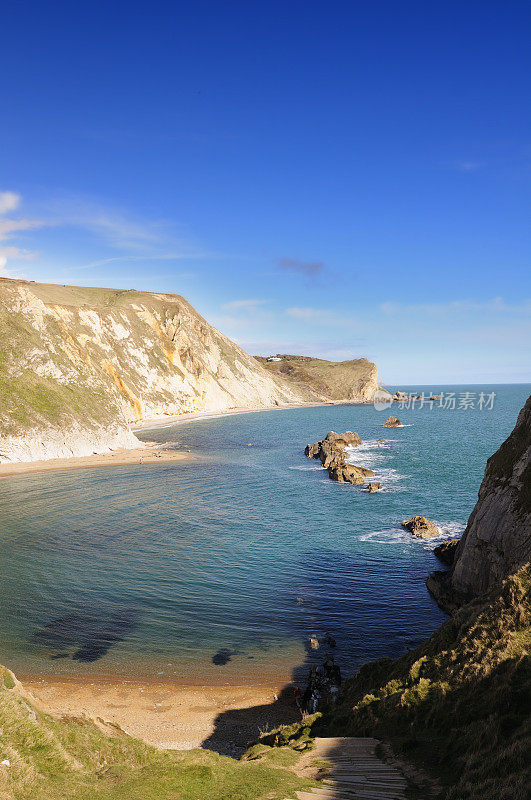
[[201, 638, 337, 757]]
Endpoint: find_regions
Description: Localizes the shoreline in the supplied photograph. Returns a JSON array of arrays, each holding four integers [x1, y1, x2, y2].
[[20, 673, 297, 752], [0, 399, 358, 478], [0, 445, 192, 479], [132, 399, 340, 432]]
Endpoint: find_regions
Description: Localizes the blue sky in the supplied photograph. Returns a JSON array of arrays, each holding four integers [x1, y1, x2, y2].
[[1, 0, 530, 384]]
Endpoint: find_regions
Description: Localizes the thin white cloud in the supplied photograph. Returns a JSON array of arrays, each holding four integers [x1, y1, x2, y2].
[[0, 191, 21, 215], [287, 307, 333, 321], [380, 298, 531, 316], [0, 189, 207, 277], [0, 190, 44, 276], [72, 254, 201, 271], [46, 196, 165, 251], [222, 299, 266, 311], [286, 306, 364, 331], [457, 161, 483, 172]]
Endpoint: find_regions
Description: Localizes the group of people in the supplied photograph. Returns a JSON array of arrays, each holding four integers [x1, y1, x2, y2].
[[294, 651, 342, 715]]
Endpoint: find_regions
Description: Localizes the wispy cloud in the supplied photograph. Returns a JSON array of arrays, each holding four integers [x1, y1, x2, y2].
[[380, 298, 531, 316], [0, 191, 45, 276], [456, 161, 483, 172], [0, 190, 207, 277], [221, 298, 266, 311], [287, 306, 335, 322], [46, 196, 172, 251], [276, 257, 324, 276], [0, 191, 21, 215], [286, 306, 364, 332]]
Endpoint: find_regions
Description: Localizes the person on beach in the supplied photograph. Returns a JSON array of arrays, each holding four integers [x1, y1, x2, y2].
[[293, 685, 302, 709], [310, 690, 320, 714]]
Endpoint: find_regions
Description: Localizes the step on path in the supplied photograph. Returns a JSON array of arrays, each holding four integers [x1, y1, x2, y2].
[[287, 737, 408, 800]]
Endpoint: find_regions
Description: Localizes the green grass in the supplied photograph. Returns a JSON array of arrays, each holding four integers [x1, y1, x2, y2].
[[252, 566, 531, 800], [0, 674, 310, 800]]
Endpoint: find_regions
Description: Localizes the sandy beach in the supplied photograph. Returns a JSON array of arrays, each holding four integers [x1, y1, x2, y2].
[[132, 400, 338, 432], [0, 445, 192, 479], [21, 675, 299, 755]]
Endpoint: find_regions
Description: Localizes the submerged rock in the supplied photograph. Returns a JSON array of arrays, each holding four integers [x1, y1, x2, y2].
[[402, 516, 440, 538], [212, 648, 234, 665], [433, 539, 460, 566], [383, 416, 402, 428]]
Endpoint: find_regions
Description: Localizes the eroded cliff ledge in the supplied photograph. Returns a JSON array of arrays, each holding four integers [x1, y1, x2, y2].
[[428, 395, 531, 610]]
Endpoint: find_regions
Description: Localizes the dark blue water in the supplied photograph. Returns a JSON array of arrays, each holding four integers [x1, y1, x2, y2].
[[0, 385, 528, 684]]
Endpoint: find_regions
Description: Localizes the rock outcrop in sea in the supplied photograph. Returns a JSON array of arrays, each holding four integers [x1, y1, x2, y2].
[[402, 516, 440, 538], [305, 430, 362, 467], [383, 416, 402, 428], [305, 430, 375, 486], [427, 395, 531, 610]]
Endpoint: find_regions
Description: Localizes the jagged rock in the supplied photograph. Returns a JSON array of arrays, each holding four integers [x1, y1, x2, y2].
[[433, 539, 460, 566], [305, 430, 362, 468], [328, 461, 375, 484], [366, 482, 381, 493], [402, 516, 440, 538], [383, 416, 402, 428], [304, 442, 321, 459], [428, 395, 531, 609]]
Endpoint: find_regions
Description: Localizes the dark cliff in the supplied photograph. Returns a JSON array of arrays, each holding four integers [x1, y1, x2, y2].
[[428, 395, 531, 610]]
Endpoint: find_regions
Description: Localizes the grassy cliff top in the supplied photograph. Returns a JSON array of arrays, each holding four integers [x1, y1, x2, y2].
[[0, 666, 309, 800], [255, 354, 379, 402]]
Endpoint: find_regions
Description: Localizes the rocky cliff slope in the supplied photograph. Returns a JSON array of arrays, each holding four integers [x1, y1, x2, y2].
[[0, 279, 311, 462], [428, 395, 531, 609], [255, 354, 385, 404], [0, 280, 386, 463]]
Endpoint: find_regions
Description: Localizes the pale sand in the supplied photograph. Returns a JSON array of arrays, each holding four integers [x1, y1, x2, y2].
[[0, 446, 192, 479], [132, 400, 338, 432], [22, 676, 300, 755]]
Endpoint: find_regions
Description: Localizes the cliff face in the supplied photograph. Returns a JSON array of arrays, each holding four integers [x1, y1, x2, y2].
[[428, 395, 531, 608], [0, 279, 307, 462], [256, 355, 385, 404]]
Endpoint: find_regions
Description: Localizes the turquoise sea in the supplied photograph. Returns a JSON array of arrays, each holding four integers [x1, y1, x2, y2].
[[0, 385, 529, 686]]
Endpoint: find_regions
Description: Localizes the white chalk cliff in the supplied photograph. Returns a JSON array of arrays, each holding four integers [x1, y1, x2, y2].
[[0, 279, 383, 463]]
